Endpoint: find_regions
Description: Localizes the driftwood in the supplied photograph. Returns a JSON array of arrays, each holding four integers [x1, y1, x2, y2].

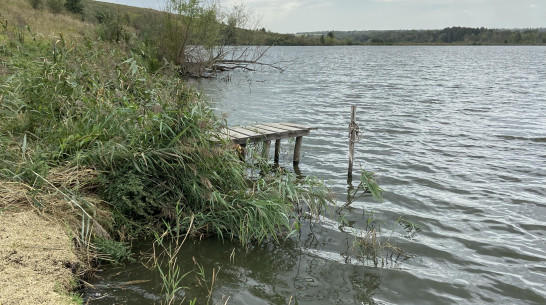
[[177, 44, 286, 78]]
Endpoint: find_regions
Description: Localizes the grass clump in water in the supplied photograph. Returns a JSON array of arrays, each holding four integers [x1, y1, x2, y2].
[[93, 237, 134, 264]]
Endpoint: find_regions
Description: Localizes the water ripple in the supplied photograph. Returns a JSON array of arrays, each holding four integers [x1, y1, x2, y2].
[[195, 46, 546, 305]]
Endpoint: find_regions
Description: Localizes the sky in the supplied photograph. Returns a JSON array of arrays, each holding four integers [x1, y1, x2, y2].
[[96, 0, 545, 33]]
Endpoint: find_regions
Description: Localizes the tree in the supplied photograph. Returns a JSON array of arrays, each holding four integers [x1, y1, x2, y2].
[[158, 0, 281, 77], [64, 0, 84, 14], [325, 31, 336, 45], [512, 32, 522, 43], [158, 0, 221, 75]]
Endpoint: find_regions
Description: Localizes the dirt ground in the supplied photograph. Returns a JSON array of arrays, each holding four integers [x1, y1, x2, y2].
[[0, 209, 81, 305]]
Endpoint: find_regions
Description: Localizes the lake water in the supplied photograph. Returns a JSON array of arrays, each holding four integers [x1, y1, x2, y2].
[[87, 46, 546, 304]]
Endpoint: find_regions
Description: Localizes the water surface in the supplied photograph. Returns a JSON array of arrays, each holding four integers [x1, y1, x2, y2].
[[88, 46, 546, 305]]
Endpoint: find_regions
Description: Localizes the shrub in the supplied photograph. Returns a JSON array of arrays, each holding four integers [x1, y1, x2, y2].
[[96, 12, 130, 43], [45, 0, 64, 14], [64, 0, 83, 14]]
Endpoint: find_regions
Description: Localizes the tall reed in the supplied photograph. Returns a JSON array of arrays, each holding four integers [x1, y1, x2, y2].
[[0, 20, 333, 245]]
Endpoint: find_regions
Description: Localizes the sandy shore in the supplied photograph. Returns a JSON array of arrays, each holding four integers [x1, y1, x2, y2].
[[0, 209, 81, 305]]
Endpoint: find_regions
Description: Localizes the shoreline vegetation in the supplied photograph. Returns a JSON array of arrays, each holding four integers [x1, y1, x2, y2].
[[0, 0, 531, 304], [1, 0, 335, 303]]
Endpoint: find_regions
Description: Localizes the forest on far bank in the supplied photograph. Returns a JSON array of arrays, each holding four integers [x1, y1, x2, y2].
[[25, 0, 543, 47], [293, 27, 546, 46]]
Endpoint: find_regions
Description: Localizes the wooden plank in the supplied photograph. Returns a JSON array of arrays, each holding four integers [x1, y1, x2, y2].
[[279, 122, 318, 130], [221, 122, 317, 164], [251, 124, 288, 133], [243, 131, 309, 144], [229, 126, 264, 137], [246, 125, 284, 135], [240, 124, 297, 138], [220, 128, 240, 140], [228, 126, 266, 144], [224, 122, 315, 145], [262, 123, 303, 132], [225, 129, 251, 140], [255, 124, 310, 137]]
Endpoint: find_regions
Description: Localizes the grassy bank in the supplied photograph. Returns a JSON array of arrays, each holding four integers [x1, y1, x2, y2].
[[0, 23, 329, 239], [0, 2, 337, 303], [1, 1, 332, 299]]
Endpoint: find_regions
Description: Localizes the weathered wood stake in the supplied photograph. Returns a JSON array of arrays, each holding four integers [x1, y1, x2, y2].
[[274, 139, 281, 164], [348, 106, 357, 178], [262, 140, 271, 159], [293, 136, 303, 164]]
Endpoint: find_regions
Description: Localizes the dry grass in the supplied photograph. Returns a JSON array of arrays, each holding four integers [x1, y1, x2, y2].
[[0, 182, 34, 207], [46, 166, 100, 192], [0, 166, 107, 228], [0, 166, 114, 303], [0, 201, 81, 305], [0, 0, 91, 38]]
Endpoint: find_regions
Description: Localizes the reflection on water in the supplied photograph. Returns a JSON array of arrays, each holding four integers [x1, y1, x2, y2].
[[87, 223, 386, 305], [87, 46, 546, 305]]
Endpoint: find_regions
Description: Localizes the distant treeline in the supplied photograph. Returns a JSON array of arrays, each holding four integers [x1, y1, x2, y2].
[[45, 1, 545, 47], [78, 2, 546, 47], [293, 27, 546, 46]]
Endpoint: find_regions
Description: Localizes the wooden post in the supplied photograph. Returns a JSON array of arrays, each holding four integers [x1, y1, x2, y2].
[[274, 139, 281, 164], [293, 136, 303, 165], [262, 141, 271, 159], [238, 144, 246, 162], [293, 163, 302, 178], [348, 106, 357, 178]]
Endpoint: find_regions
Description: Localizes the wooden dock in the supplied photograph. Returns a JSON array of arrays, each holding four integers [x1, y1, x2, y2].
[[222, 123, 317, 164]]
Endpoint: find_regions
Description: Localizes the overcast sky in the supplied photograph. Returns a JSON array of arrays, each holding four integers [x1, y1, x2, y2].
[[97, 0, 545, 33]]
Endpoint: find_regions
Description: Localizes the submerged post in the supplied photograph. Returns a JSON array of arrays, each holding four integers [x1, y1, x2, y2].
[[293, 136, 303, 165], [274, 139, 281, 164], [348, 106, 357, 178]]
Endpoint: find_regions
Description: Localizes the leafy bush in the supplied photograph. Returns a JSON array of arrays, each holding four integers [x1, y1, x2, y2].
[[96, 11, 130, 43], [64, 0, 83, 14], [45, 0, 64, 14]]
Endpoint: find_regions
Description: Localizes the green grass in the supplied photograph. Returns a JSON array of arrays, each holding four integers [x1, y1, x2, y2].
[[0, 9, 333, 246]]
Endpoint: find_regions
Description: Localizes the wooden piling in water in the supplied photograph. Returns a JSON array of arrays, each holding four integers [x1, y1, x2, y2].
[[293, 136, 303, 165], [348, 106, 357, 178], [274, 139, 281, 164]]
